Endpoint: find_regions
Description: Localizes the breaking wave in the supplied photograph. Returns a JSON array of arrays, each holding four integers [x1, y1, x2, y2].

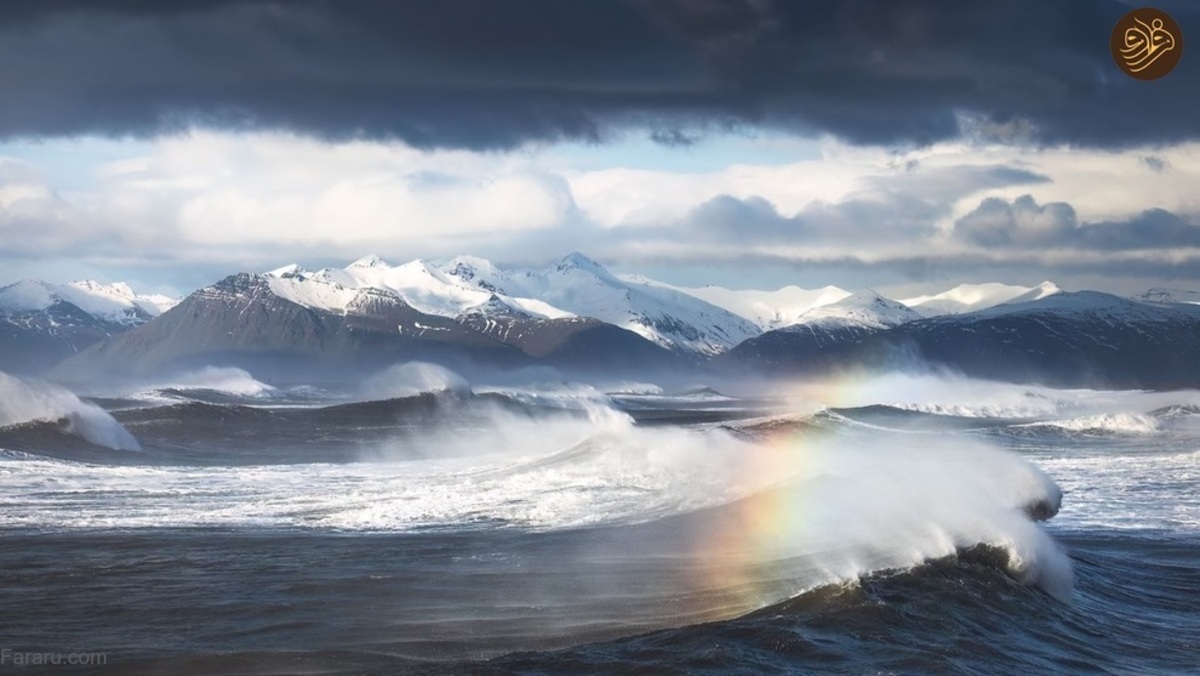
[[163, 366, 280, 397], [0, 372, 140, 451], [109, 367, 283, 403]]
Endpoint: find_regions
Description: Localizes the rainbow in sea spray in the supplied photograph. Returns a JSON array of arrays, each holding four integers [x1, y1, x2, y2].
[[689, 378, 856, 613], [684, 374, 1075, 617]]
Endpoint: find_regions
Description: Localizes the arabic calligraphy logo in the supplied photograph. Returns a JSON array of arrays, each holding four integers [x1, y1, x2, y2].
[[1111, 8, 1183, 80]]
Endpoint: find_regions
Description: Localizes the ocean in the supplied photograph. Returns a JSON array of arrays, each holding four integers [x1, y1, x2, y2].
[[0, 367, 1196, 674]]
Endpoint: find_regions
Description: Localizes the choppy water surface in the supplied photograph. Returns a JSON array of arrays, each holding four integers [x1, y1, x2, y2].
[[0, 368, 1195, 673]]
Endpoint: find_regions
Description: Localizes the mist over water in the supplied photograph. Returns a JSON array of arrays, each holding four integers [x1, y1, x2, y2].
[[362, 361, 473, 400], [0, 364, 1196, 672]]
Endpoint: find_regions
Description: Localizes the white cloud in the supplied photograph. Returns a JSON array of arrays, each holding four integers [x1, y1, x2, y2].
[[566, 139, 1200, 232], [1, 131, 1199, 294]]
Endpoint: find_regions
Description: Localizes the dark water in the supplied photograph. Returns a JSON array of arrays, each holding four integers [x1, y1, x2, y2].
[[0, 374, 1197, 674]]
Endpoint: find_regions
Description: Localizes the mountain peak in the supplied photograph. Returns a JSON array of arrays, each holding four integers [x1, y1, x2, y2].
[[558, 251, 604, 270], [68, 280, 135, 298], [443, 254, 495, 270], [347, 254, 390, 269], [786, 289, 920, 330], [831, 289, 905, 308], [1003, 281, 1062, 306], [0, 279, 59, 312], [267, 263, 309, 279], [547, 252, 615, 280], [441, 255, 506, 292], [442, 255, 499, 279]]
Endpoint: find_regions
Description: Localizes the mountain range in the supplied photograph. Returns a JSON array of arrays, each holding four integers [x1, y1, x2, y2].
[[6, 254, 1200, 389]]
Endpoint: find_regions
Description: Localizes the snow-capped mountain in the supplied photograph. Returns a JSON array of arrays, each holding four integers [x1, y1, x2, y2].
[[968, 289, 1164, 321], [482, 253, 759, 355], [52, 267, 682, 381], [783, 290, 922, 331], [625, 277, 852, 331], [724, 289, 1200, 389], [901, 281, 1060, 316], [997, 281, 1062, 307], [884, 291, 1200, 388], [0, 279, 176, 326], [718, 291, 922, 372], [261, 253, 758, 355], [269, 254, 571, 321], [0, 279, 178, 374], [631, 276, 1063, 328]]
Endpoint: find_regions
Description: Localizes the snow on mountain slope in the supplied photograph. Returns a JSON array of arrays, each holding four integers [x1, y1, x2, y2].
[[623, 276, 852, 331], [999, 281, 1062, 307], [0, 279, 177, 325], [1136, 288, 1200, 305], [66, 281, 178, 317], [901, 281, 1059, 316], [264, 272, 361, 313], [259, 253, 754, 354], [968, 290, 1183, 322], [264, 255, 573, 321], [783, 290, 923, 331], [445, 253, 761, 354]]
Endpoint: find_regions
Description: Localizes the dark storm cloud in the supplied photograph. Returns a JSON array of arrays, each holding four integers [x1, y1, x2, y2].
[[1, 0, 1197, 149], [955, 195, 1200, 250]]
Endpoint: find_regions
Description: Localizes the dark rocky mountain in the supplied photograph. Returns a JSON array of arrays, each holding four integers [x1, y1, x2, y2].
[[718, 291, 922, 373], [722, 291, 1200, 390], [51, 273, 678, 383], [884, 292, 1200, 389], [456, 300, 676, 366]]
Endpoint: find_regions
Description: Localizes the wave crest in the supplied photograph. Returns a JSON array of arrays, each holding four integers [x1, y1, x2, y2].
[[0, 372, 140, 451], [155, 367, 280, 398]]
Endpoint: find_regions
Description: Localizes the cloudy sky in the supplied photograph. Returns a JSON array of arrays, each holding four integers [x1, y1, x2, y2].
[[1, 0, 1197, 298]]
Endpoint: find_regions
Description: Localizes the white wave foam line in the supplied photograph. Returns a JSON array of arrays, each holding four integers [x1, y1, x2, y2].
[[1014, 413, 1160, 435], [891, 401, 1065, 419], [780, 371, 1200, 421], [0, 372, 140, 451]]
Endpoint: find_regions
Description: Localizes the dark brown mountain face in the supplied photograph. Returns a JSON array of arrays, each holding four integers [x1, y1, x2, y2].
[[50, 273, 678, 384], [721, 292, 1200, 390]]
